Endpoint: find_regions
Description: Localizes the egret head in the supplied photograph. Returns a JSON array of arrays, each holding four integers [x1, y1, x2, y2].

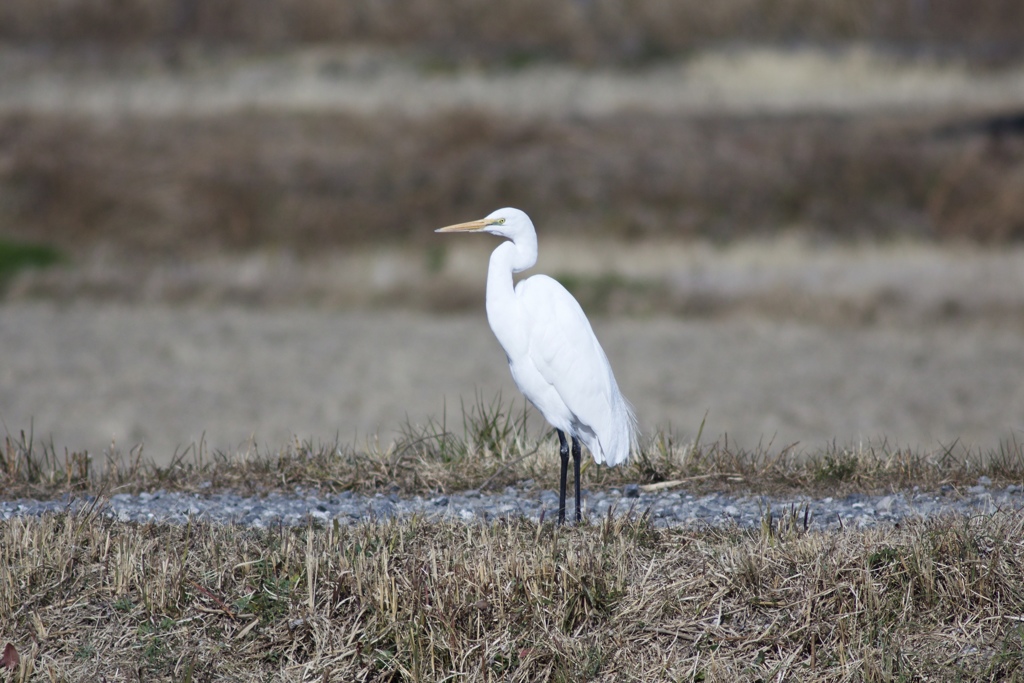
[[435, 207, 534, 241]]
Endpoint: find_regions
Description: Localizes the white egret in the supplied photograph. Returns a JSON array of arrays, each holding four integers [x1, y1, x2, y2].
[[436, 208, 637, 524]]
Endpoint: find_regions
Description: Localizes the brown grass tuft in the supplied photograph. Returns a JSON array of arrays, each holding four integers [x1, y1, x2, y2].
[[3, 396, 1023, 501]]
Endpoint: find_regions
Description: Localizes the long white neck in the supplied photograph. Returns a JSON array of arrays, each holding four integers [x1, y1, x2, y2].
[[485, 235, 537, 357]]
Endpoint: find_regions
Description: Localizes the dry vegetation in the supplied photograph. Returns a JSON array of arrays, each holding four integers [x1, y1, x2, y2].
[[3, 0, 1024, 66], [3, 395, 1023, 502], [3, 398, 1024, 681], [3, 111, 1023, 261], [2, 504, 1024, 680]]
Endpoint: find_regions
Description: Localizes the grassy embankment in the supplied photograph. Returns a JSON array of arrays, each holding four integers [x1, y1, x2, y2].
[[2, 400, 1023, 680]]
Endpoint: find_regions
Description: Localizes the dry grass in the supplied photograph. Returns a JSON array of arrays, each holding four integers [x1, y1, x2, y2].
[[2, 505, 1024, 680], [3, 400, 1024, 679], [3, 395, 1023, 502], [3, 111, 1023, 263], [3, 0, 1024, 66]]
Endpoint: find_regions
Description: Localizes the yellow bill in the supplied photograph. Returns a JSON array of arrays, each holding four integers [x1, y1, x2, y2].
[[435, 218, 493, 233]]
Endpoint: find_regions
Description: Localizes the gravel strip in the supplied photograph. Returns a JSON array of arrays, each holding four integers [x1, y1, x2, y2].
[[2, 479, 1021, 530]]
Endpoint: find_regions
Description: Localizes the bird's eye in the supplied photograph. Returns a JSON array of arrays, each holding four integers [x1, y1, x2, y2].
[[497, 218, 506, 224]]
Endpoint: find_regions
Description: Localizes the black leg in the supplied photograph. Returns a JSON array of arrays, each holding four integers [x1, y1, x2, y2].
[[557, 430, 569, 525], [572, 437, 582, 523]]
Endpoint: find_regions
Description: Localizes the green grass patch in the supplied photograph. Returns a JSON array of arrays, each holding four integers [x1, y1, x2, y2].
[[0, 237, 63, 282]]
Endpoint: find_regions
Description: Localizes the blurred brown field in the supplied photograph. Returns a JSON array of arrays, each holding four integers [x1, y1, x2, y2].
[[2, 111, 1023, 258], [2, 0, 1024, 257], [3, 0, 1024, 65]]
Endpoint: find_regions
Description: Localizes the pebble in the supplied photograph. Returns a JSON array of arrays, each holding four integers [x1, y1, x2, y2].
[[2, 484, 1023, 529]]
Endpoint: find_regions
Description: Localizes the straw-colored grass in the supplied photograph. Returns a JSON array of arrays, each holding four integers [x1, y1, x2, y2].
[[3, 400, 1023, 679], [2, 505, 1023, 680]]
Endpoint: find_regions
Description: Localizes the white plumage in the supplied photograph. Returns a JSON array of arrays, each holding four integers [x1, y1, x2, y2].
[[437, 207, 637, 522]]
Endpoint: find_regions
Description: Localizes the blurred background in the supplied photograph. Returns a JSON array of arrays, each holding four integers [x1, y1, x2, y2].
[[1, 0, 1023, 463]]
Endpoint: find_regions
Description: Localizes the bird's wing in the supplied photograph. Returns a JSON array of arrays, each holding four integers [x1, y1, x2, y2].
[[515, 275, 623, 459]]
